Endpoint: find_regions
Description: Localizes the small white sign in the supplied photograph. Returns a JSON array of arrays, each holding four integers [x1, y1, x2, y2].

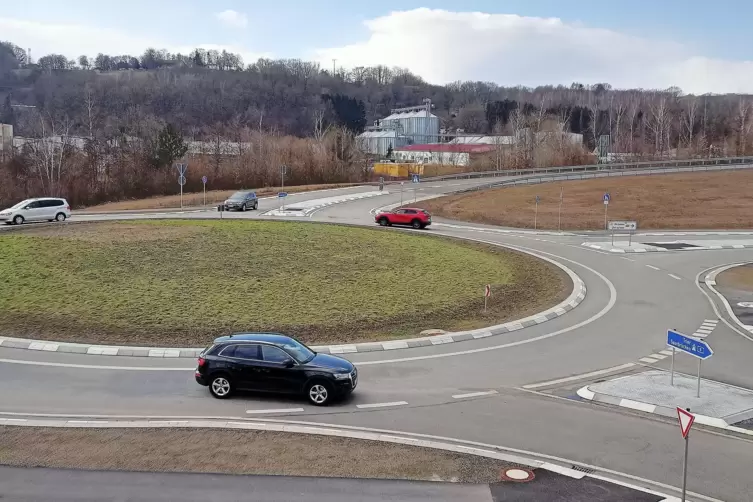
[[608, 220, 637, 231]]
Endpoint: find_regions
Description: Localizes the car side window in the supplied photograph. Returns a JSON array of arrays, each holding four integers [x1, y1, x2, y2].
[[262, 345, 291, 364], [52, 200, 64, 207], [234, 344, 261, 360], [405, 209, 416, 214], [26, 201, 40, 209]]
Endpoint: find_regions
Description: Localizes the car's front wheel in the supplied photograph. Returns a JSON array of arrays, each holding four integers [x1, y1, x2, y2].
[[378, 217, 390, 226], [241, 203, 247, 212], [12, 215, 24, 225], [209, 375, 233, 399], [253, 202, 258, 210], [306, 380, 332, 406]]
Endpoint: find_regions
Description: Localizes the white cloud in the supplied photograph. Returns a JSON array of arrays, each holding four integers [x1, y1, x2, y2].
[[313, 8, 753, 94], [214, 9, 248, 29], [0, 17, 266, 65]]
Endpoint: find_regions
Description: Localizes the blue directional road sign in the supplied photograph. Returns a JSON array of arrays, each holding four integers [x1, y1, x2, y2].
[[603, 192, 611, 203], [412, 174, 420, 183], [278, 192, 288, 198], [667, 330, 713, 360], [535, 195, 540, 204]]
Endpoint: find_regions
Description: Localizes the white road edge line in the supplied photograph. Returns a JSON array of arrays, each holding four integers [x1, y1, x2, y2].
[[646, 265, 660, 270], [357, 239, 617, 366], [246, 408, 305, 414], [356, 401, 409, 409], [452, 390, 498, 399], [521, 363, 636, 389], [695, 264, 753, 344], [0, 358, 194, 371], [668, 273, 682, 281]]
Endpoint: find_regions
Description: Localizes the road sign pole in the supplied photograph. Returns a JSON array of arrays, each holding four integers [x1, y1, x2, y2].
[[697, 359, 702, 398], [180, 182, 183, 209], [629, 231, 633, 247], [670, 347, 675, 386], [558, 187, 563, 232], [611, 229, 614, 246], [681, 432, 689, 502], [281, 166, 285, 212], [604, 203, 608, 230]]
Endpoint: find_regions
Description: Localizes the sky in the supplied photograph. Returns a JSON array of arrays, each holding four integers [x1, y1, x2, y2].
[[3, 1, 753, 93]]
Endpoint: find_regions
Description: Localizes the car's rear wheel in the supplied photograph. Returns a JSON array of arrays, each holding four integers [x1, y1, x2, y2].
[[411, 219, 422, 229], [378, 217, 390, 226], [55, 212, 66, 222], [306, 381, 332, 406], [209, 375, 233, 399], [12, 215, 24, 225]]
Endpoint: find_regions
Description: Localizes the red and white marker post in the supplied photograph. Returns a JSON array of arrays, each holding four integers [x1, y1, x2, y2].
[[677, 407, 695, 502], [484, 284, 491, 312]]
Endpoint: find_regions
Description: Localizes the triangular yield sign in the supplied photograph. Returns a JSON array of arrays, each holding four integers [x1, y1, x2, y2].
[[677, 408, 695, 438]]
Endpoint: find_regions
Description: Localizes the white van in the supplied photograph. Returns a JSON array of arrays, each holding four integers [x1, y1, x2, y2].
[[0, 197, 72, 225]]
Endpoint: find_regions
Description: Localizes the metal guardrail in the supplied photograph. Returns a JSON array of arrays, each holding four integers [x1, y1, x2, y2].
[[450, 162, 753, 195], [417, 156, 753, 183]]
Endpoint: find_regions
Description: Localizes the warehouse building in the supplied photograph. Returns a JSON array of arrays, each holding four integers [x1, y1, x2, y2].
[[357, 99, 440, 156], [394, 143, 496, 166]]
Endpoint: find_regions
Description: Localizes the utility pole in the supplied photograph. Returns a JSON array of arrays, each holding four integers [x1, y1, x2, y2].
[[332, 59, 337, 76]]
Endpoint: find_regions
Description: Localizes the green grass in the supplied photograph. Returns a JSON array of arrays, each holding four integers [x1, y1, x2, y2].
[[0, 220, 568, 346]]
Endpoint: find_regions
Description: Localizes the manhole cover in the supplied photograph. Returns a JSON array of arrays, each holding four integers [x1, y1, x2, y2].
[[738, 302, 753, 308], [500, 468, 535, 482]]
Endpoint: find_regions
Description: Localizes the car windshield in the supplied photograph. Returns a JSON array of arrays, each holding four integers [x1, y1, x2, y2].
[[229, 191, 247, 200], [280, 339, 315, 363]]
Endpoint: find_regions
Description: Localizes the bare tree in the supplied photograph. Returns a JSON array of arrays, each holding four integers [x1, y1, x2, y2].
[[611, 94, 627, 153], [681, 96, 698, 154], [646, 94, 673, 158], [21, 110, 73, 195], [737, 97, 751, 155]]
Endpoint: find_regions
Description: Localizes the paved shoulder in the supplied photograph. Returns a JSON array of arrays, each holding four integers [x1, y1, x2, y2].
[[0, 467, 494, 502]]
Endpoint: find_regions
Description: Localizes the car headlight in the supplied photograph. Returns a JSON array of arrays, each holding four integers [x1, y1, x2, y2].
[[333, 372, 351, 380]]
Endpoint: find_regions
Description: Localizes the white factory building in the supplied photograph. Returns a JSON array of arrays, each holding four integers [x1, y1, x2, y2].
[[357, 101, 440, 156]]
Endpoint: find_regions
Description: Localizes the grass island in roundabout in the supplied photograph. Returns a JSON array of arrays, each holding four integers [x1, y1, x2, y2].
[[0, 220, 570, 347]]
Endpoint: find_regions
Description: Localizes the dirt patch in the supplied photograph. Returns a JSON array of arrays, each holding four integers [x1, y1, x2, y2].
[[0, 427, 514, 483], [81, 183, 359, 212], [716, 264, 753, 291], [415, 170, 753, 230]]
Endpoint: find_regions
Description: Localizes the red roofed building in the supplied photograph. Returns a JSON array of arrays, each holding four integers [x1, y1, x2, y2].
[[394, 143, 498, 166]]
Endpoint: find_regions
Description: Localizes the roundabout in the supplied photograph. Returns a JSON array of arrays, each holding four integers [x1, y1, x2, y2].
[[1, 167, 753, 501]]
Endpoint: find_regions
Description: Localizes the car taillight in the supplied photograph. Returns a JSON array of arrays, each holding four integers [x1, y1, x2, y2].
[[66, 205, 71, 211], [197, 357, 206, 367]]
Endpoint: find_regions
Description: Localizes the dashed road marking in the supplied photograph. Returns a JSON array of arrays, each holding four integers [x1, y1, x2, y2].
[[245, 408, 305, 414], [646, 265, 660, 271], [452, 390, 498, 399], [356, 401, 408, 409], [668, 274, 682, 281], [639, 357, 659, 364]]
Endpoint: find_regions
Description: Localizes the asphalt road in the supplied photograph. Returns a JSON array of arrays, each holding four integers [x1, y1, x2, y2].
[[2, 172, 753, 500]]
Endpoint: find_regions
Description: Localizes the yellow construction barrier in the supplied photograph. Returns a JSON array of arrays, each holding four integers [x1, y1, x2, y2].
[[372, 163, 424, 178]]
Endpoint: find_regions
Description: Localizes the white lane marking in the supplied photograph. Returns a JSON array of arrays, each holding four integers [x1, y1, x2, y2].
[[639, 357, 658, 363], [452, 390, 498, 399], [668, 274, 682, 281], [247, 417, 724, 502], [696, 264, 753, 343], [521, 363, 636, 389], [356, 401, 408, 409], [621, 257, 635, 262], [659, 350, 674, 356], [246, 408, 304, 414], [646, 265, 660, 270], [649, 353, 667, 360], [0, 358, 193, 371], [357, 241, 617, 366]]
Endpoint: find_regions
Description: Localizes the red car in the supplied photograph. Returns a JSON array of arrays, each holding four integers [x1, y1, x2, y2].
[[375, 208, 432, 229]]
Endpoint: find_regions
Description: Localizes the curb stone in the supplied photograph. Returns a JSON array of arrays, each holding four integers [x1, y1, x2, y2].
[[576, 385, 753, 437], [703, 263, 753, 335], [0, 416, 683, 501], [0, 248, 586, 359]]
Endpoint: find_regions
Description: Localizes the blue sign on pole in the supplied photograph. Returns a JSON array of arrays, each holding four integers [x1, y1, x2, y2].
[[603, 192, 611, 203], [278, 192, 288, 198], [667, 330, 713, 360], [412, 174, 420, 183], [535, 195, 540, 204]]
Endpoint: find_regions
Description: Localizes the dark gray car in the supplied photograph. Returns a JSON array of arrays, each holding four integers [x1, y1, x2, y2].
[[223, 191, 258, 211]]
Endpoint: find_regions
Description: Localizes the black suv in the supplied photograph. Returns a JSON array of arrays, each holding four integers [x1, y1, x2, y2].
[[195, 333, 357, 406], [223, 191, 258, 211]]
